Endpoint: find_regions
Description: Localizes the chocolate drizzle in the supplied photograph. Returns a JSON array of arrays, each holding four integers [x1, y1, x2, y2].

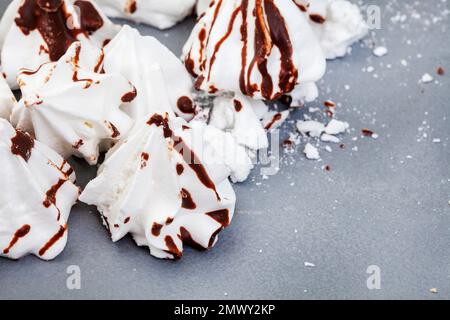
[[164, 235, 182, 259], [3, 225, 31, 254], [151, 222, 163, 237], [38, 224, 67, 256], [181, 188, 196, 210], [121, 86, 137, 102], [15, 0, 104, 62], [264, 112, 282, 130], [177, 96, 195, 114], [11, 129, 34, 162], [179, 227, 205, 251], [43, 178, 67, 221], [206, 209, 230, 227], [147, 114, 221, 201]]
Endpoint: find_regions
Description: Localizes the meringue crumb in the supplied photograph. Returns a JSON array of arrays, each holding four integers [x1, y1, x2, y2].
[[373, 46, 388, 57]]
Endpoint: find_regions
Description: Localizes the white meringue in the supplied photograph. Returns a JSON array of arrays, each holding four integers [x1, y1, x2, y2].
[[0, 73, 16, 119], [80, 113, 237, 259], [0, 119, 79, 260], [209, 94, 268, 150], [183, 0, 326, 101], [95, 0, 196, 30], [11, 41, 135, 165], [196, 0, 212, 16], [0, 0, 119, 89], [103, 25, 196, 121], [295, 0, 368, 59]]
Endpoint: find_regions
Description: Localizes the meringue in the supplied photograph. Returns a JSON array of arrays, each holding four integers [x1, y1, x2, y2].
[[11, 41, 135, 165], [95, 0, 196, 29], [183, 0, 326, 102], [196, 0, 212, 16], [0, 0, 118, 89], [103, 25, 196, 121], [296, 0, 368, 59], [0, 73, 16, 119], [0, 119, 79, 260], [80, 113, 238, 259], [209, 94, 268, 150]]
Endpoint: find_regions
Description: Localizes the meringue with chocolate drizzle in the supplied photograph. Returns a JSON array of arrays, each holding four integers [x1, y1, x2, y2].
[[103, 25, 196, 121], [80, 113, 237, 259], [0, 72, 16, 119], [183, 0, 326, 102], [0, 0, 119, 89], [11, 41, 135, 165], [0, 119, 79, 260], [95, 0, 196, 30]]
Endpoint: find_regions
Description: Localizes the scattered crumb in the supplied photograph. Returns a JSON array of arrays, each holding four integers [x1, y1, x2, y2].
[[429, 288, 438, 294], [420, 73, 434, 83], [373, 46, 388, 57], [304, 262, 316, 268], [304, 143, 320, 160]]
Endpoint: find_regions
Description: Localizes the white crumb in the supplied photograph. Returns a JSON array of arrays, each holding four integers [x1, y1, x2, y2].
[[304, 143, 320, 160]]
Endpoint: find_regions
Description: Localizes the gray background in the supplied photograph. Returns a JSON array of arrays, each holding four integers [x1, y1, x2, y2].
[[0, 0, 449, 300]]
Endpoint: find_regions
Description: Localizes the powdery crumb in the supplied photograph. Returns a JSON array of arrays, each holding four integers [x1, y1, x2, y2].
[[420, 73, 434, 83], [296, 120, 325, 137], [429, 288, 438, 294], [373, 46, 388, 57], [325, 119, 350, 135]]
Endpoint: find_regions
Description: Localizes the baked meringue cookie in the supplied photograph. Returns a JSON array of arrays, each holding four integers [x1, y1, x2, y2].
[[0, 73, 16, 119], [0, 0, 119, 89], [295, 0, 368, 59], [103, 25, 196, 121], [183, 0, 326, 102], [209, 94, 268, 150], [95, 0, 196, 30], [0, 119, 79, 260], [80, 113, 238, 259], [11, 41, 135, 165]]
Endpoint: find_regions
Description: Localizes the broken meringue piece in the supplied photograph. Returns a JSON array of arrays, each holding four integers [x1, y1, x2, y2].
[[103, 25, 196, 121], [183, 0, 326, 101], [95, 0, 196, 29], [0, 73, 16, 119], [11, 41, 135, 165], [0, 119, 79, 260], [209, 94, 269, 150], [296, 0, 368, 59], [0, 0, 119, 89], [80, 113, 237, 260]]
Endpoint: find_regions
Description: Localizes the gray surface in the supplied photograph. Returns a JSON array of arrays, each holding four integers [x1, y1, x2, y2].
[[0, 0, 449, 300]]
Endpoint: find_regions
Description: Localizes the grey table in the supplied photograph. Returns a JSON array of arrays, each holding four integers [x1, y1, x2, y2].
[[0, 0, 449, 300]]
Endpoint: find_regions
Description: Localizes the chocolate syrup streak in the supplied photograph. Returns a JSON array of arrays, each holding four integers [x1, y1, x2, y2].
[[181, 188, 196, 210], [15, 0, 103, 62], [11, 129, 34, 162], [179, 227, 206, 251], [151, 222, 163, 237], [206, 209, 230, 227], [164, 235, 182, 259], [3, 225, 31, 254], [147, 114, 221, 201], [38, 224, 67, 256], [43, 178, 67, 221]]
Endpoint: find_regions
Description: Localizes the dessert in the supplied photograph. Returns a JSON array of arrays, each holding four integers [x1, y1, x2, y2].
[[80, 113, 238, 259], [183, 0, 326, 102], [295, 0, 368, 59], [0, 0, 119, 89], [103, 25, 196, 121], [11, 41, 135, 165], [0, 119, 79, 260], [0, 73, 16, 119], [95, 0, 196, 30]]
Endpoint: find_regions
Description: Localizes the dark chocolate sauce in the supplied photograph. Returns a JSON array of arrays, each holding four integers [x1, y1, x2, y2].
[[176, 163, 184, 175], [151, 222, 163, 237], [124, 217, 130, 224], [108, 122, 120, 138], [3, 225, 31, 254], [177, 96, 195, 114], [309, 14, 326, 24], [205, 209, 230, 227], [264, 112, 282, 130], [11, 129, 34, 162], [121, 86, 137, 103], [43, 178, 67, 221], [140, 152, 149, 169], [179, 227, 205, 251], [181, 188, 196, 210], [164, 235, 182, 259], [74, 0, 103, 33], [38, 224, 67, 256]]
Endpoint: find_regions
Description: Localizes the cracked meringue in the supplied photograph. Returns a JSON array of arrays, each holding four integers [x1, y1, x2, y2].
[[295, 0, 368, 59], [0, 73, 16, 119], [95, 0, 196, 30], [0, 119, 79, 260], [183, 0, 326, 102], [80, 113, 240, 259], [103, 25, 196, 121], [11, 41, 135, 165], [0, 0, 118, 89]]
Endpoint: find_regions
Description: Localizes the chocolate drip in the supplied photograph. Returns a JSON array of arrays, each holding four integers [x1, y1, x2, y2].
[[179, 227, 206, 251], [38, 225, 67, 256], [108, 122, 120, 138], [140, 152, 149, 169], [147, 114, 221, 201], [43, 178, 67, 221], [264, 112, 282, 130], [164, 235, 182, 259], [121, 86, 137, 102], [181, 188, 196, 210], [177, 96, 195, 114], [11, 129, 34, 162], [176, 163, 184, 175], [151, 222, 163, 237], [234, 99, 243, 112], [206, 209, 230, 227], [15, 0, 104, 62], [3, 225, 31, 254]]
